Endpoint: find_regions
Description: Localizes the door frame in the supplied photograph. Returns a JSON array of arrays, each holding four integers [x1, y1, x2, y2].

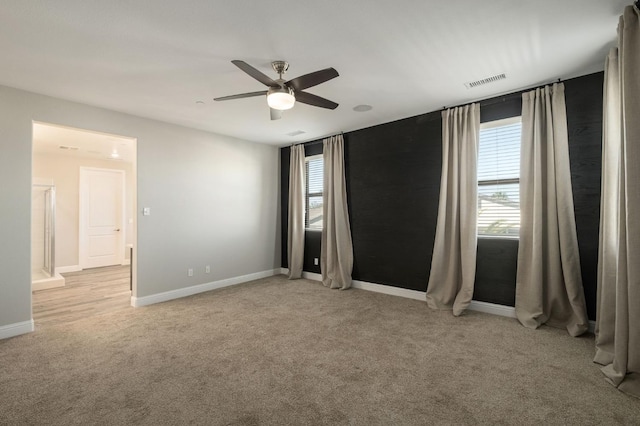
[[78, 166, 126, 269]]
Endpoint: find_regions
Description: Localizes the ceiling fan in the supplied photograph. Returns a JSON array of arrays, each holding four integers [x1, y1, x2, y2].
[[214, 60, 339, 120]]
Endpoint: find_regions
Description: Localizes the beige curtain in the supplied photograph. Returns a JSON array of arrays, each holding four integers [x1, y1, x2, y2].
[[426, 104, 479, 316], [515, 83, 588, 336], [321, 135, 353, 289], [594, 5, 640, 399], [287, 144, 305, 279]]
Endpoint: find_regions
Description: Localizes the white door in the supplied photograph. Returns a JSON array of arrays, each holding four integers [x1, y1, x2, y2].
[[80, 167, 125, 269]]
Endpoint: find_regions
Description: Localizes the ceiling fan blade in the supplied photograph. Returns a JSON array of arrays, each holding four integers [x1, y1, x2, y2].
[[295, 91, 339, 110], [287, 68, 339, 91], [231, 60, 279, 87], [214, 90, 267, 101], [270, 108, 283, 121]]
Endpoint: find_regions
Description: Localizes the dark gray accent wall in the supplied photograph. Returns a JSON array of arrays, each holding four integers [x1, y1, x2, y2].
[[280, 72, 603, 320], [565, 73, 604, 320], [346, 112, 442, 290]]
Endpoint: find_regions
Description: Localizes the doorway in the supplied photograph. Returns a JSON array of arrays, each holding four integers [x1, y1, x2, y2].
[[31, 122, 137, 324]]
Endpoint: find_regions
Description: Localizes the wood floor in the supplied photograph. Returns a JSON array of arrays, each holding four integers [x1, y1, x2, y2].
[[32, 265, 132, 326]]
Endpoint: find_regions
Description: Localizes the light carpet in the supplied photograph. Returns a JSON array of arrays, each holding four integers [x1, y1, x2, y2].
[[1, 275, 638, 425]]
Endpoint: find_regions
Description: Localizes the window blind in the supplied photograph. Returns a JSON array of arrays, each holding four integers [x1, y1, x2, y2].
[[305, 156, 323, 229], [477, 118, 521, 237]]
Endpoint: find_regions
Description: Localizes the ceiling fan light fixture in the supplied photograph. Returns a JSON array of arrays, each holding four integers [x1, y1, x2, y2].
[[267, 86, 295, 110], [215, 60, 339, 119]]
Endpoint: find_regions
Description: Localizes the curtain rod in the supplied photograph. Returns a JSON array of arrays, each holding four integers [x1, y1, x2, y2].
[[443, 78, 564, 111], [291, 75, 570, 141], [291, 131, 344, 147]]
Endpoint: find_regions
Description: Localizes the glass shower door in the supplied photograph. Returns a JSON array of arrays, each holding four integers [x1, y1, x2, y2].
[[32, 184, 56, 279], [43, 186, 56, 277]]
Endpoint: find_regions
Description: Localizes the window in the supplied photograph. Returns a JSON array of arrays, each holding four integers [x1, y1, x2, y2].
[[477, 116, 522, 237], [305, 155, 323, 230]]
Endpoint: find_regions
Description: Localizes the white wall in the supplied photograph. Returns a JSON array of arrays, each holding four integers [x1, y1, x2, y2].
[[32, 153, 135, 269], [0, 84, 281, 332]]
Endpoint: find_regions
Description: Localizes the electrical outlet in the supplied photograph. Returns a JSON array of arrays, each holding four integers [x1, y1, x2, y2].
[[314, 258, 319, 266], [205, 265, 210, 273], [188, 268, 193, 277]]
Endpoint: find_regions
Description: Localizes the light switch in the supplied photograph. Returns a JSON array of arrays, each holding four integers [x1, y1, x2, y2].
[[143, 207, 151, 216]]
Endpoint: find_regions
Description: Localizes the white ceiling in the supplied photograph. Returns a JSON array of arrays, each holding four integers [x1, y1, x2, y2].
[[0, 1, 627, 146]]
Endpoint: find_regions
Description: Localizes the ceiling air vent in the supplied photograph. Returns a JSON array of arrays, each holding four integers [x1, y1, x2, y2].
[[465, 73, 506, 89], [58, 145, 79, 150], [286, 130, 306, 137]]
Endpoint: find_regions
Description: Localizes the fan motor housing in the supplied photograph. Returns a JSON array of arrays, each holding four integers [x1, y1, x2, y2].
[[271, 61, 289, 75]]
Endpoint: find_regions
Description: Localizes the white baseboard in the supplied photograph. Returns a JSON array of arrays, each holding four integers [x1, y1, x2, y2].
[[352, 279, 426, 301], [55, 265, 82, 274], [131, 269, 281, 307], [352, 280, 517, 319], [466, 302, 597, 334], [279, 268, 597, 329], [467, 300, 516, 318], [0, 320, 34, 340], [287, 268, 520, 320], [280, 268, 323, 282], [121, 259, 131, 266], [302, 271, 322, 281]]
